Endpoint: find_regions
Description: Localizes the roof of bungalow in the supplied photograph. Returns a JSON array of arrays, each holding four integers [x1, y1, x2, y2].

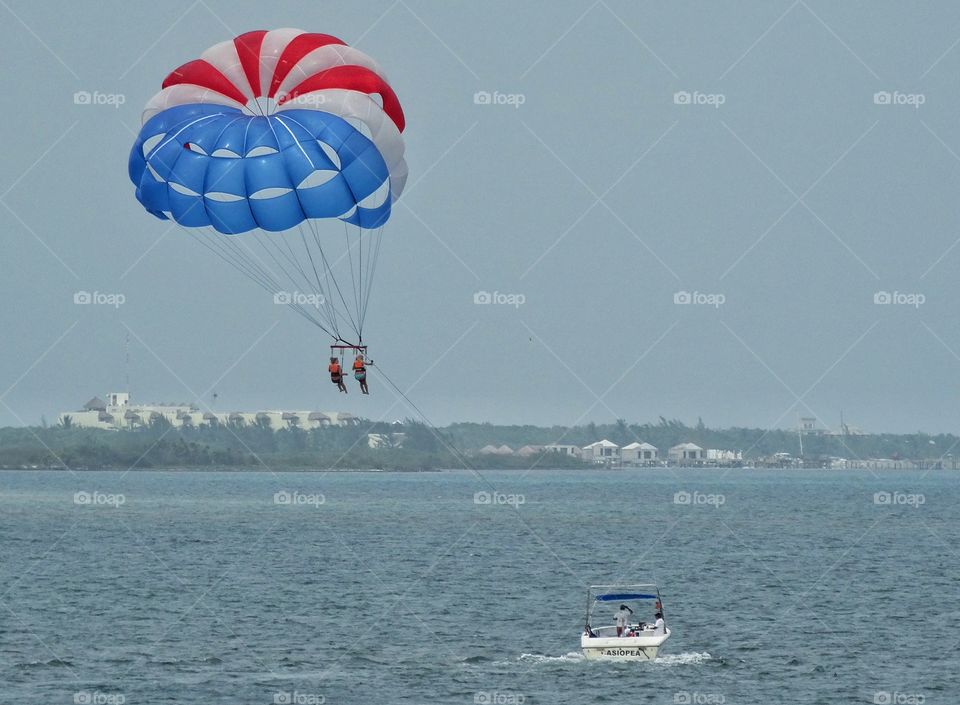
[[670, 442, 703, 451], [622, 442, 657, 450], [583, 439, 619, 449]]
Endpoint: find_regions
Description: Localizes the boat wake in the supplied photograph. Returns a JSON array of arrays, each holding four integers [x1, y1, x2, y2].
[[653, 652, 712, 666], [514, 651, 712, 667], [517, 652, 585, 664]]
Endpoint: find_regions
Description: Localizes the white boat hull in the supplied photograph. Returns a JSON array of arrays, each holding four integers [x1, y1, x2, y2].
[[581, 628, 671, 661]]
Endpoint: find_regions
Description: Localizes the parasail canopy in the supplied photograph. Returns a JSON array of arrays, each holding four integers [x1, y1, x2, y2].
[[129, 29, 408, 345]]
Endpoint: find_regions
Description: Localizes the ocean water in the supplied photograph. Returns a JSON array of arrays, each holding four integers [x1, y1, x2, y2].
[[0, 468, 957, 704]]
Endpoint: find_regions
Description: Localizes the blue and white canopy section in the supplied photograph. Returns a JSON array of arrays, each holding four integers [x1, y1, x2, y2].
[[129, 104, 393, 232]]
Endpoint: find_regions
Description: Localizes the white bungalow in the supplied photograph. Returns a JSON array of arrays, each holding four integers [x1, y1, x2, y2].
[[544, 444, 581, 458], [668, 442, 706, 463], [622, 442, 658, 464], [581, 439, 620, 464]]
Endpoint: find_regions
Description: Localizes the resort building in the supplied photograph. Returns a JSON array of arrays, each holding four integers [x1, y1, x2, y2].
[[668, 442, 706, 463], [58, 392, 360, 431], [621, 442, 658, 464], [581, 439, 620, 464]]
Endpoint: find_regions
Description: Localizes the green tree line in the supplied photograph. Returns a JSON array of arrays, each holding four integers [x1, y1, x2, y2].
[[0, 416, 954, 470]]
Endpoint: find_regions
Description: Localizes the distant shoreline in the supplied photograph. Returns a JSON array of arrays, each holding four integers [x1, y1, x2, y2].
[[1, 465, 952, 473], [2, 420, 957, 472]]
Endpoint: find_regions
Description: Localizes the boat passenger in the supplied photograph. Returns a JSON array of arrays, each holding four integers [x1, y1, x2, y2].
[[615, 604, 633, 637]]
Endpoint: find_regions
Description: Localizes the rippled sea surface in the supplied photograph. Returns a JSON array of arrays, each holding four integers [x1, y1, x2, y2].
[[1, 468, 957, 704]]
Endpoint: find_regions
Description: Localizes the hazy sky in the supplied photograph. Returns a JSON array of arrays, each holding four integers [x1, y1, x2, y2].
[[1, 1, 959, 432]]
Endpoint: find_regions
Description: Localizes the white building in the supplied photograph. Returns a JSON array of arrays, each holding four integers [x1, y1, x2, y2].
[[581, 439, 620, 464], [58, 392, 360, 431], [516, 445, 545, 457], [668, 442, 706, 463], [544, 444, 581, 458], [705, 448, 743, 463], [621, 442, 658, 464]]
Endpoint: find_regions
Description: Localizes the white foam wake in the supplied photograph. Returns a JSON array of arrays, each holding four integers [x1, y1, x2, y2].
[[654, 652, 712, 666], [514, 651, 712, 667], [517, 652, 585, 664]]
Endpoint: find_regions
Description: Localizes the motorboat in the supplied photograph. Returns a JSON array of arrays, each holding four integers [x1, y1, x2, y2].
[[580, 583, 671, 661]]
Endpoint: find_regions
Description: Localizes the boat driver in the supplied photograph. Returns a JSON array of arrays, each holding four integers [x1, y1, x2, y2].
[[650, 611, 665, 635]]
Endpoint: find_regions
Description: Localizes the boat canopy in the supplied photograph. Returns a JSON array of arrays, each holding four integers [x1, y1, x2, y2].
[[595, 592, 658, 602]]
